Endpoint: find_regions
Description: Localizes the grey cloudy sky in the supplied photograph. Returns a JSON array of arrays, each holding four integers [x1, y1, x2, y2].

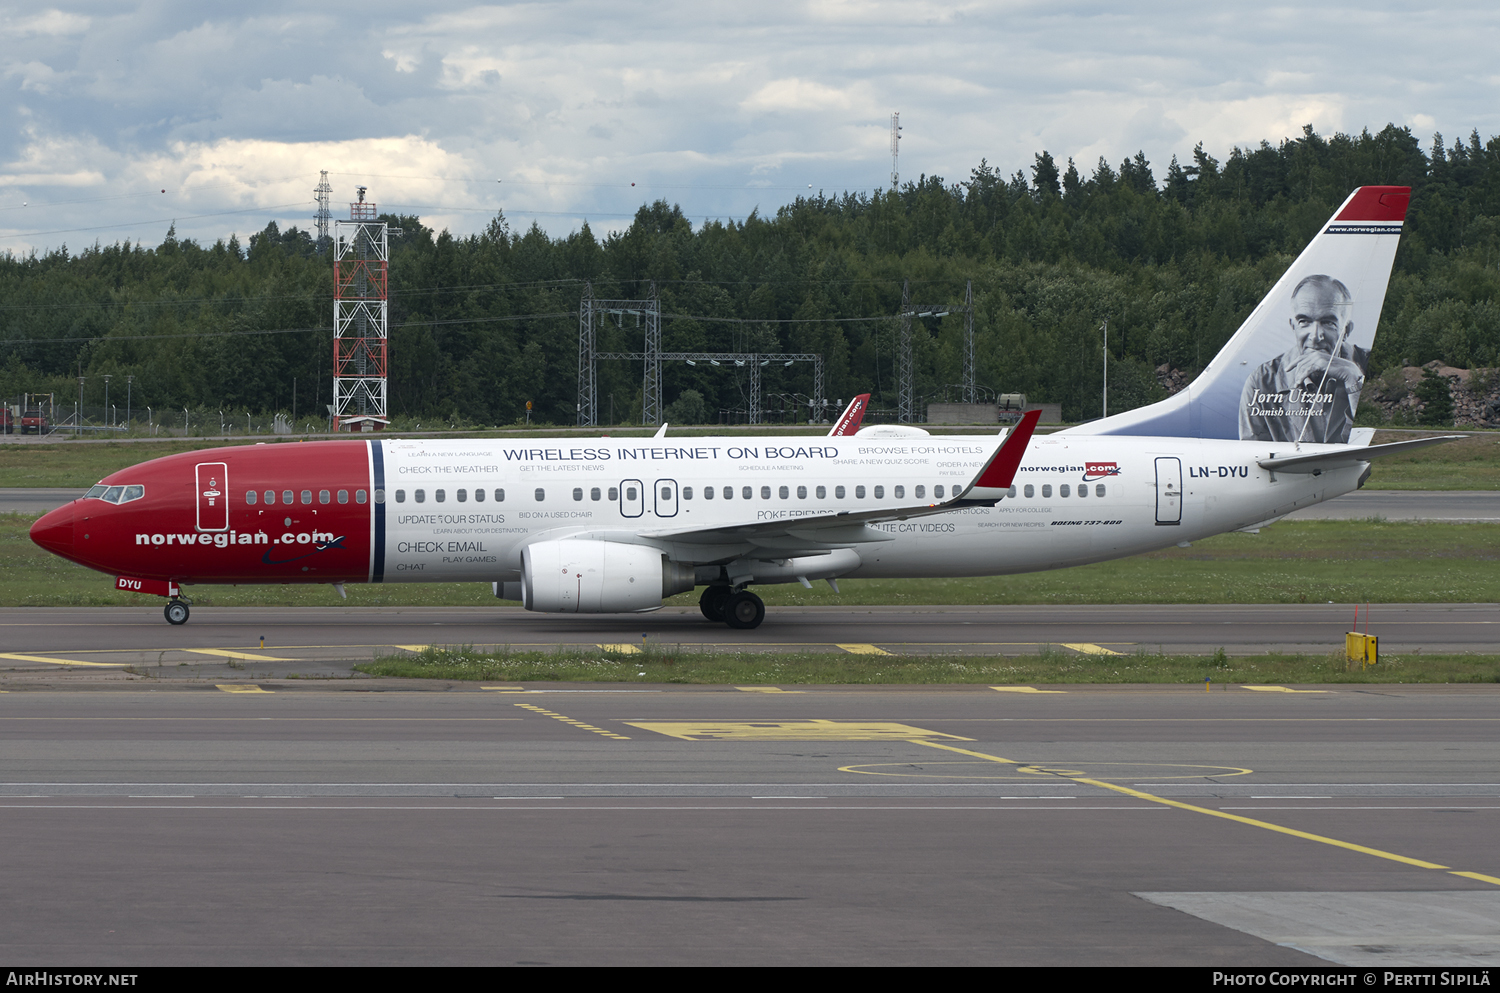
[[2, 1, 1497, 253]]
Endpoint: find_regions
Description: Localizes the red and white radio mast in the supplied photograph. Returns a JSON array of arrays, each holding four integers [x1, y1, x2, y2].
[[332, 186, 389, 432]]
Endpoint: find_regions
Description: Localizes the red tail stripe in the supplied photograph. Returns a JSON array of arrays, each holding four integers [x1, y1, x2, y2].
[[1335, 186, 1410, 222]]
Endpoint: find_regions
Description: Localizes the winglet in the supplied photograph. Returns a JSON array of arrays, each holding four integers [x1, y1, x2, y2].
[[827, 394, 870, 437], [962, 409, 1042, 497]]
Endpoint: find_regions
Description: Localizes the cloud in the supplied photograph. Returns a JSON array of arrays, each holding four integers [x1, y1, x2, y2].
[[741, 79, 864, 114], [1, 1, 1497, 252], [6, 9, 89, 36]]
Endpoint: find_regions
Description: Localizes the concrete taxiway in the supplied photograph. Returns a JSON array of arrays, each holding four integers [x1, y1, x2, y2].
[[1, 684, 1498, 966], [1, 602, 1497, 678]]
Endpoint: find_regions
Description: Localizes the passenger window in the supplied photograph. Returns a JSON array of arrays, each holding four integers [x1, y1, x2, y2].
[[457, 489, 467, 503], [283, 490, 294, 505], [874, 485, 884, 499], [724, 486, 734, 499], [573, 488, 584, 502], [816, 486, 826, 499], [1096, 484, 1106, 497], [625, 486, 637, 501], [246, 490, 257, 505], [704, 486, 714, 500], [914, 485, 924, 499], [742, 486, 752, 500], [475, 489, 486, 502], [357, 490, 368, 504], [395, 489, 406, 503], [535, 488, 546, 502], [935, 485, 945, 499], [797, 485, 807, 499], [1059, 484, 1070, 498], [337, 490, 348, 504], [371, 489, 382, 504], [1041, 485, 1052, 498], [435, 489, 446, 503], [607, 487, 617, 501], [591, 487, 602, 501], [301, 490, 312, 505], [1008, 486, 1017, 498], [894, 485, 904, 499], [1078, 485, 1087, 498], [265, 490, 276, 504], [415, 489, 425, 503], [855, 485, 866, 499], [1024, 484, 1034, 498], [319, 490, 330, 504], [835, 485, 846, 499], [683, 487, 693, 500], [778, 485, 788, 499], [661, 486, 672, 500]]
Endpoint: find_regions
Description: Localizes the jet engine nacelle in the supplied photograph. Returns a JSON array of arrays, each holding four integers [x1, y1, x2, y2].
[[521, 539, 693, 613]]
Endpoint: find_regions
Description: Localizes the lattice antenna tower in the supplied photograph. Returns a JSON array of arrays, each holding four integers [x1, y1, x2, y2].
[[889, 112, 901, 191], [313, 170, 333, 253], [332, 186, 389, 431]]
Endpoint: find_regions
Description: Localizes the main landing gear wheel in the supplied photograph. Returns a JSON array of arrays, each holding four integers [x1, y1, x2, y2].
[[699, 585, 732, 622], [164, 601, 190, 625], [723, 590, 765, 630]]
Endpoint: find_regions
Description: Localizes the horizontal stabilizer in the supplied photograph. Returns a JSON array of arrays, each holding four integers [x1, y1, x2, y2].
[[1257, 435, 1464, 474]]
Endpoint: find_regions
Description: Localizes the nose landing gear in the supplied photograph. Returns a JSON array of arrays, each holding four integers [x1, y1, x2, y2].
[[164, 600, 190, 625]]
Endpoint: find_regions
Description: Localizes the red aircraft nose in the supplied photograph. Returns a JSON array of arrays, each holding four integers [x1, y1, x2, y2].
[[30, 502, 75, 556]]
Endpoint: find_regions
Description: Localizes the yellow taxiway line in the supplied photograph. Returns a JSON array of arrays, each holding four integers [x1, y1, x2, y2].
[[912, 739, 1500, 886]]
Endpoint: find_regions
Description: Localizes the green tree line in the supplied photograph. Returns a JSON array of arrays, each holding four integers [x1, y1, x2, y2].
[[2, 123, 1497, 425]]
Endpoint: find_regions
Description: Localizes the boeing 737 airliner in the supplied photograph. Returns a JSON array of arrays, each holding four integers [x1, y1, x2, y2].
[[30, 187, 1458, 627]]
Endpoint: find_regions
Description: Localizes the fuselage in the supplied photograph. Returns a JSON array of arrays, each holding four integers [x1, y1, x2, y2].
[[31, 433, 1360, 588]]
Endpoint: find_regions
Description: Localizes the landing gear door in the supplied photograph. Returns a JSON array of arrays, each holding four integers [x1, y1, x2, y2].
[[1154, 457, 1182, 525], [196, 462, 229, 532], [620, 479, 644, 519], [654, 478, 679, 518]]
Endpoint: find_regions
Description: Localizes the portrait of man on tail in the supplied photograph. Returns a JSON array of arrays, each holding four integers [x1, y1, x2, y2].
[[1239, 274, 1370, 444]]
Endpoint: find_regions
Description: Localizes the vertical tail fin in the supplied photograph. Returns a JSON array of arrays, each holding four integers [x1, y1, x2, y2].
[[1064, 186, 1409, 442], [828, 394, 871, 436]]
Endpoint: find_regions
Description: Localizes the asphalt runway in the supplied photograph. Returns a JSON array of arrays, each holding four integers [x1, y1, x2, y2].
[[2, 684, 1499, 966], [1, 602, 1497, 676], [2, 486, 1497, 518]]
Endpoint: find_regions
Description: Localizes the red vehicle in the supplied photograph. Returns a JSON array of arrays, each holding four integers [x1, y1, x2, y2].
[[0, 408, 13, 434], [20, 407, 48, 434]]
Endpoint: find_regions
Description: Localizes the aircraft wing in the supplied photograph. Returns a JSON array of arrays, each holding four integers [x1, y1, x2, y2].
[[1257, 434, 1464, 474], [639, 409, 1041, 551]]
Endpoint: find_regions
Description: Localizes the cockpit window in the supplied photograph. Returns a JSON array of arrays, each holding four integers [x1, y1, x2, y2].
[[88, 484, 144, 505]]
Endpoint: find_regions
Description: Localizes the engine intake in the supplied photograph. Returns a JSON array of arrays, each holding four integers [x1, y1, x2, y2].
[[522, 539, 689, 613]]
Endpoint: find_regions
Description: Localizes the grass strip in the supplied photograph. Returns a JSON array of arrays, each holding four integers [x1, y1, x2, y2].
[[5, 514, 1499, 607], [357, 645, 1500, 686]]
